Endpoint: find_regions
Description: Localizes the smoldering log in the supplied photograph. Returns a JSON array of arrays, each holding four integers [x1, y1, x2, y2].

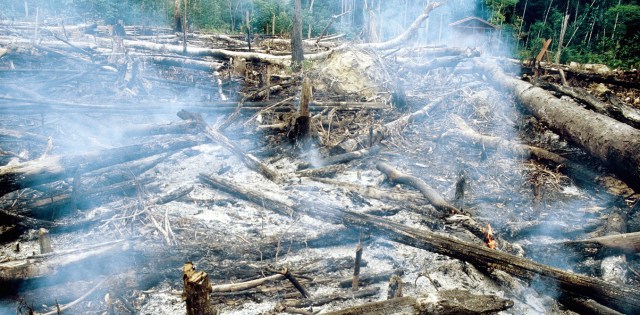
[[0, 240, 128, 282], [477, 61, 640, 191], [322, 290, 513, 315], [0, 136, 201, 196], [122, 121, 197, 138], [285, 288, 379, 308], [198, 174, 640, 313]]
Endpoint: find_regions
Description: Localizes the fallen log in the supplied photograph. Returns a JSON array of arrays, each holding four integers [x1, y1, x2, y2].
[[323, 290, 513, 315], [0, 240, 128, 282], [0, 136, 201, 196], [534, 80, 640, 129], [210, 274, 284, 293], [441, 114, 600, 185], [198, 174, 640, 313], [145, 56, 224, 72], [307, 177, 426, 204], [566, 232, 640, 254], [376, 162, 459, 215], [526, 63, 640, 89], [477, 60, 640, 192], [177, 110, 279, 182]]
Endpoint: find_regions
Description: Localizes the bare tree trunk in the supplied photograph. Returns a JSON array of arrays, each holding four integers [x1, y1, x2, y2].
[[555, 14, 569, 64], [307, 0, 315, 39], [291, 0, 304, 70], [174, 0, 182, 32], [182, 0, 187, 54]]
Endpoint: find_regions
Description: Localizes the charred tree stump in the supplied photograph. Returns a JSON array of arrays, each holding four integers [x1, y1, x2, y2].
[[182, 262, 217, 315], [352, 242, 363, 291], [289, 77, 313, 146], [387, 275, 403, 299], [477, 61, 640, 191]]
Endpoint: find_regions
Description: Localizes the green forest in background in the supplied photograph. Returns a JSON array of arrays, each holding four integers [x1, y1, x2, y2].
[[3, 0, 639, 68]]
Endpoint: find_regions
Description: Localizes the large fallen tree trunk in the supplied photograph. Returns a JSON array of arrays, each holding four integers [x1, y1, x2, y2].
[[534, 80, 640, 130], [198, 174, 640, 314], [0, 136, 201, 196], [324, 290, 513, 315], [477, 60, 640, 192]]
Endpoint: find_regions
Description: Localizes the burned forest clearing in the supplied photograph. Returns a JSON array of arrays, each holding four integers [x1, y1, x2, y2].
[[2, 2, 640, 315]]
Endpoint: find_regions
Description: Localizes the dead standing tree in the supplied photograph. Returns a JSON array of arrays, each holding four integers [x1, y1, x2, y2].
[[291, 0, 304, 70]]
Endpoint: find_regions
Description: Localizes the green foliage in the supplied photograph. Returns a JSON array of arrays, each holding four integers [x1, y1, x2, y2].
[[510, 0, 640, 68]]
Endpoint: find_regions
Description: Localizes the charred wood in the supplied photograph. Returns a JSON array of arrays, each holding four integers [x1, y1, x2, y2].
[[337, 94, 451, 153], [0, 239, 128, 282], [323, 290, 513, 315], [338, 270, 401, 289], [566, 232, 640, 254], [285, 288, 379, 308], [298, 147, 381, 170], [307, 177, 426, 204], [198, 175, 640, 313], [183, 262, 217, 315]]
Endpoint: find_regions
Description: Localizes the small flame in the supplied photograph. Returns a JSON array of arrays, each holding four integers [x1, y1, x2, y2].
[[482, 224, 496, 249]]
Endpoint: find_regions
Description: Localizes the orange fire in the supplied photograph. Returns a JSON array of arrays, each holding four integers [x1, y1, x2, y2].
[[482, 224, 496, 249]]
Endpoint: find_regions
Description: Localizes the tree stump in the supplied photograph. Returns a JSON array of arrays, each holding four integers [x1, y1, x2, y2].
[[289, 77, 313, 146], [182, 262, 217, 315]]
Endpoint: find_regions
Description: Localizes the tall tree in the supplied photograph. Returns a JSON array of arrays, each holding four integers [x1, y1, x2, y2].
[[291, 0, 304, 69]]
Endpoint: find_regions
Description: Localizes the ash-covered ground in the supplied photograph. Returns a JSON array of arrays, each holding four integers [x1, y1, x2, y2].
[[1, 17, 639, 315]]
